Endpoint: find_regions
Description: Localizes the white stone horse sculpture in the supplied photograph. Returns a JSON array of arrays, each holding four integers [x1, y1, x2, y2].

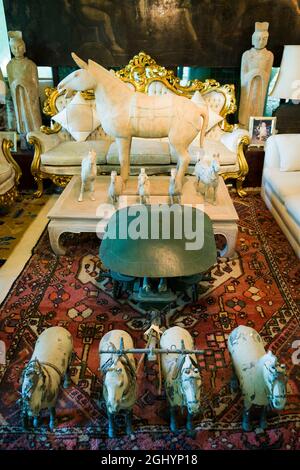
[[78, 148, 97, 202], [57, 52, 209, 190], [160, 326, 202, 433], [194, 153, 220, 204], [20, 327, 73, 430], [108, 170, 123, 205], [137, 168, 150, 204], [99, 330, 137, 438], [228, 325, 287, 431], [169, 167, 181, 204]]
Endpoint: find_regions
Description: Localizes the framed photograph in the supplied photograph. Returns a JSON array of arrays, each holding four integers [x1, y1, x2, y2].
[[0, 131, 17, 152], [249, 116, 277, 147]]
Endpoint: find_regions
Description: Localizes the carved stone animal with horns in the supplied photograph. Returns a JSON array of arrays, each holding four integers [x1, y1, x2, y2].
[[20, 326, 73, 430], [160, 326, 202, 433], [99, 330, 137, 438], [228, 325, 287, 431]]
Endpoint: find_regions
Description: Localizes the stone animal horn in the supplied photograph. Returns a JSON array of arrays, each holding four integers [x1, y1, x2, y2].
[[71, 52, 88, 70]]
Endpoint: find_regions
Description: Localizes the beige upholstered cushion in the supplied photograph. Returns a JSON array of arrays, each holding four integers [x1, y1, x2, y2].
[[275, 134, 300, 171], [220, 129, 250, 153], [285, 194, 300, 227], [52, 92, 101, 142], [263, 168, 300, 203], [107, 138, 171, 165], [0, 156, 14, 185], [41, 140, 111, 166], [170, 138, 237, 165], [0, 170, 15, 194]]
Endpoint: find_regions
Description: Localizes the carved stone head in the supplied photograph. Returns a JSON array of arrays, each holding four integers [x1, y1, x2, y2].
[[252, 22, 269, 50]]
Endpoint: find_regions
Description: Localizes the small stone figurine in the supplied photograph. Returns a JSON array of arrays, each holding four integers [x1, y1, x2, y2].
[[108, 170, 123, 205], [99, 330, 137, 438], [20, 327, 73, 430], [194, 153, 220, 204], [137, 168, 150, 204], [78, 149, 97, 202], [160, 326, 202, 434], [228, 325, 287, 431], [169, 168, 181, 204]]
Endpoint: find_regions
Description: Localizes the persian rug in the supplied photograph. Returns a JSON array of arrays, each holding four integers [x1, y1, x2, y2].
[[0, 192, 50, 266], [0, 194, 299, 450]]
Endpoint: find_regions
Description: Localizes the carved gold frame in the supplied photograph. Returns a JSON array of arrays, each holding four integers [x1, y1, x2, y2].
[[0, 139, 22, 206], [30, 51, 249, 197]]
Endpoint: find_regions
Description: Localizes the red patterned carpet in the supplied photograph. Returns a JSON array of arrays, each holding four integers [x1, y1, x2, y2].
[[0, 194, 299, 450]]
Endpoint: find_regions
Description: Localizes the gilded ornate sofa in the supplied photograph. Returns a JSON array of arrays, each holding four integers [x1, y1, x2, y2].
[[0, 138, 22, 206], [25, 52, 250, 197]]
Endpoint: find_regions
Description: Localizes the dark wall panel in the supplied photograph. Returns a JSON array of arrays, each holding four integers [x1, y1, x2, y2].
[[4, 0, 300, 67]]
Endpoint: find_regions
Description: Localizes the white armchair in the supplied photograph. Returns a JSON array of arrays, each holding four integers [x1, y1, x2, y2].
[[0, 138, 22, 206], [261, 134, 300, 258]]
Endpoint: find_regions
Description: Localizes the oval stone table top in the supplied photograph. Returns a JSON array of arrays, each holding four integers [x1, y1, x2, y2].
[[99, 204, 217, 278]]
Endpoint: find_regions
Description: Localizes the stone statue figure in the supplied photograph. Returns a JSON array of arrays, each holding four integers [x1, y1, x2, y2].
[[6, 31, 42, 134], [238, 22, 274, 129]]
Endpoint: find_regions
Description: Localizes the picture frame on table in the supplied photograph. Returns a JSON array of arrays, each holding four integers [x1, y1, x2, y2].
[[0, 131, 17, 152], [249, 116, 277, 147]]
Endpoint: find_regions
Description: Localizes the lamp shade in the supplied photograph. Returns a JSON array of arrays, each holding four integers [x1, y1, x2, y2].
[[270, 45, 300, 99]]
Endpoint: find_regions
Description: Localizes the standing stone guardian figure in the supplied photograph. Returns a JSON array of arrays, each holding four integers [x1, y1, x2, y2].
[[6, 31, 42, 134], [238, 22, 274, 129]]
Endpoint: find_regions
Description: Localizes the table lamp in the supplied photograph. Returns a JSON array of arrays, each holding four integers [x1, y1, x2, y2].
[[270, 45, 300, 133]]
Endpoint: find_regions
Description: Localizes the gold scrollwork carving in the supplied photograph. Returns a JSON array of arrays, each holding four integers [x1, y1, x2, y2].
[[0, 139, 22, 206]]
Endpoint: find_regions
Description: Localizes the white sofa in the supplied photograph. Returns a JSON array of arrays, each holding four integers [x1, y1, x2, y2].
[[261, 134, 300, 258], [26, 52, 250, 197], [0, 138, 21, 206]]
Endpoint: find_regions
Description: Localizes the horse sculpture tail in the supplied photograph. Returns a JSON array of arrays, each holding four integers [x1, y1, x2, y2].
[[199, 109, 209, 148]]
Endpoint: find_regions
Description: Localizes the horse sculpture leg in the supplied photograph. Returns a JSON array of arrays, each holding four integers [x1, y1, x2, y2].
[[33, 414, 40, 428], [90, 178, 96, 201], [171, 145, 190, 190], [125, 409, 133, 435], [158, 278, 167, 293], [186, 411, 194, 433], [78, 181, 85, 202], [142, 277, 151, 293], [116, 137, 131, 184], [49, 407, 56, 431], [242, 406, 252, 432], [170, 407, 177, 433], [108, 411, 115, 438], [259, 406, 267, 430]]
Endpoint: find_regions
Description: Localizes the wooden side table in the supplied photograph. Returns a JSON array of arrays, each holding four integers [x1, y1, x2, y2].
[[244, 146, 265, 188]]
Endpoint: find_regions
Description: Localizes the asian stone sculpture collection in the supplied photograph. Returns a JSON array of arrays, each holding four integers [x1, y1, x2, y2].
[[19, 323, 287, 436], [238, 22, 274, 129], [7, 31, 42, 134]]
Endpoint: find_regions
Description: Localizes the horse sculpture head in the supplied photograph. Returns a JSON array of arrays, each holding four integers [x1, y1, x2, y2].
[[262, 351, 287, 410], [172, 342, 202, 415], [21, 359, 46, 416], [57, 53, 97, 96], [102, 341, 133, 414]]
